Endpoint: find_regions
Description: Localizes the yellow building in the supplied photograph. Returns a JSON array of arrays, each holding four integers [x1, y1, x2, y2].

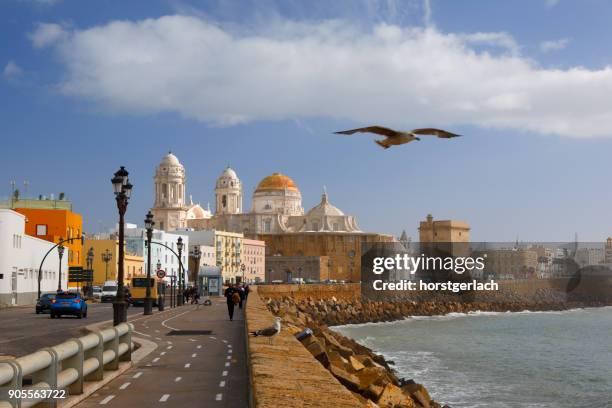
[[419, 214, 470, 243], [87, 239, 145, 286]]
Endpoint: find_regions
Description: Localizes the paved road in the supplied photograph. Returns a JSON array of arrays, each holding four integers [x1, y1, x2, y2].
[[0, 303, 142, 357], [77, 298, 248, 407]]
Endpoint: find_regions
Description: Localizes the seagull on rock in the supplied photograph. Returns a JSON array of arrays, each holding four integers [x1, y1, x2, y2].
[[250, 317, 281, 345], [334, 126, 461, 149]]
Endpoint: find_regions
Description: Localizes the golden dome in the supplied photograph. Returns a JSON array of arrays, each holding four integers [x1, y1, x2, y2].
[[255, 173, 299, 192]]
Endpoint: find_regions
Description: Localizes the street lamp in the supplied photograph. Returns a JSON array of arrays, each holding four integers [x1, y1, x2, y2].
[[191, 246, 202, 288], [111, 166, 133, 325], [86, 247, 94, 297], [57, 240, 65, 292], [177, 237, 184, 306], [144, 211, 155, 315], [102, 249, 113, 281], [240, 263, 246, 284]]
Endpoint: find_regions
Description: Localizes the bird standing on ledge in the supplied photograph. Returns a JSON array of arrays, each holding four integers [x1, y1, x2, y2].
[[250, 317, 281, 345], [334, 126, 461, 149]]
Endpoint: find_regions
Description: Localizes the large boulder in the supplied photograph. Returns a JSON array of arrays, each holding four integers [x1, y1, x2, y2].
[[377, 383, 417, 408], [329, 364, 361, 392]]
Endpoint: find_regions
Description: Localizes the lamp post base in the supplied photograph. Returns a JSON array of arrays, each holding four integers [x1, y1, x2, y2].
[[113, 301, 128, 326], [143, 298, 153, 315]]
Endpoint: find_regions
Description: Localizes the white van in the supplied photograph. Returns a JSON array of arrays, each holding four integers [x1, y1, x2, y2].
[[101, 281, 118, 302]]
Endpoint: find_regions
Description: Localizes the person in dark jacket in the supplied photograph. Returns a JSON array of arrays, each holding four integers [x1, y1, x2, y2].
[[224, 285, 237, 321]]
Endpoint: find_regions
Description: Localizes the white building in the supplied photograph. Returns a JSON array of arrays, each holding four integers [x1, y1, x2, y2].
[[124, 227, 189, 286], [0, 209, 68, 306]]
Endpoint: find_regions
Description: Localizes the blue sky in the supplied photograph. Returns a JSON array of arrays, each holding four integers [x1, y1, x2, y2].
[[2, 0, 612, 241]]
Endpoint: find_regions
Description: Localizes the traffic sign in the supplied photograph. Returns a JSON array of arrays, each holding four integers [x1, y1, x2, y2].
[[156, 269, 166, 279]]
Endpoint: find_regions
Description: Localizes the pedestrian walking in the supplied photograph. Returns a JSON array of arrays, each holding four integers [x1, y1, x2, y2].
[[224, 285, 239, 321]]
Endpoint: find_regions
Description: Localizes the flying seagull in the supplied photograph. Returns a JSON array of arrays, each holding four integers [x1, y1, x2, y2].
[[250, 317, 281, 345], [334, 126, 461, 149]]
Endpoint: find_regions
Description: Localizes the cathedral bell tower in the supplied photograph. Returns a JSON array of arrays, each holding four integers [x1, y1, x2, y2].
[[150, 152, 187, 231], [215, 167, 242, 215]]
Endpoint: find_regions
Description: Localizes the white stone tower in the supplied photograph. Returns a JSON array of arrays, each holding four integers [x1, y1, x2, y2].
[[151, 152, 187, 231], [215, 167, 242, 215]]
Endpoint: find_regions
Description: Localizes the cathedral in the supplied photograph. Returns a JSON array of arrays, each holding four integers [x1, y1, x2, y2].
[[150, 152, 362, 236]]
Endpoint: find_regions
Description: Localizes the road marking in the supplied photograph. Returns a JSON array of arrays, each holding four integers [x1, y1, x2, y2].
[[211, 336, 217, 340], [152, 357, 160, 363], [219, 381, 225, 387], [227, 344, 232, 348], [174, 376, 182, 382], [155, 329, 160, 333], [145, 364, 152, 367], [167, 346, 173, 350], [155, 337, 162, 340], [222, 370, 228, 376], [119, 382, 130, 390], [133, 330, 151, 338], [166, 341, 172, 344], [226, 356, 231, 360], [160, 351, 166, 356], [228, 349, 232, 354], [100, 395, 115, 405], [192, 353, 197, 358], [189, 338, 196, 342], [215, 394, 222, 401], [196, 345, 202, 349], [184, 363, 191, 368], [161, 309, 193, 331], [132, 372, 143, 379], [225, 362, 230, 367], [160, 394, 170, 402], [222, 340, 227, 343]]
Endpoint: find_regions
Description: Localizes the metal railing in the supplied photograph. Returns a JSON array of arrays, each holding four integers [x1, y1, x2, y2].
[[0, 323, 133, 408]]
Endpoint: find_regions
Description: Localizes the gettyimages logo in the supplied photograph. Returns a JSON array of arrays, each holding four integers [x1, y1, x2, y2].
[[372, 253, 486, 275]]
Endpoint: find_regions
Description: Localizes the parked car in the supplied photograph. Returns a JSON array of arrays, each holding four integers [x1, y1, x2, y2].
[[50, 292, 88, 319], [92, 286, 102, 300], [35, 293, 56, 314], [101, 281, 118, 302]]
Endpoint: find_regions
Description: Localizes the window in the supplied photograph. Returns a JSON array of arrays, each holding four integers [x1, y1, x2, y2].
[[263, 219, 271, 233], [36, 224, 48, 236]]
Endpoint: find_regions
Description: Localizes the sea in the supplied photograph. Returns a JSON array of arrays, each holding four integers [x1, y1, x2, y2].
[[333, 307, 612, 408]]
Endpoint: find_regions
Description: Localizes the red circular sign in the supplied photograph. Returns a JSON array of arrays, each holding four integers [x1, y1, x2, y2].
[[156, 270, 166, 279]]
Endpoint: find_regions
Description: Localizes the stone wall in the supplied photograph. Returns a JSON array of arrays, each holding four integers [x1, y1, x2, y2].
[[245, 285, 363, 407], [257, 283, 361, 302]]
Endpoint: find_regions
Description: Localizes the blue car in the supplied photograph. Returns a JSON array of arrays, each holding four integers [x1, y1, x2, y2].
[[35, 293, 56, 314], [50, 292, 88, 319]]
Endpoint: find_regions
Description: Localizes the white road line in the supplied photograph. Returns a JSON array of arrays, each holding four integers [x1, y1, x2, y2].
[[226, 356, 231, 360], [161, 309, 193, 331], [159, 394, 170, 402], [184, 363, 191, 368], [160, 351, 166, 356], [174, 376, 182, 382], [132, 372, 143, 379], [100, 395, 115, 405], [228, 349, 232, 354], [196, 345, 202, 349], [225, 362, 230, 367], [189, 338, 196, 342], [167, 345, 173, 350], [227, 344, 232, 348], [133, 330, 151, 338], [192, 353, 197, 358], [219, 381, 225, 387], [222, 340, 227, 343], [155, 329, 160, 333], [222, 370, 228, 376], [215, 394, 222, 401], [152, 357, 160, 363], [119, 382, 130, 390], [166, 341, 172, 344], [211, 336, 217, 340], [155, 337, 162, 341]]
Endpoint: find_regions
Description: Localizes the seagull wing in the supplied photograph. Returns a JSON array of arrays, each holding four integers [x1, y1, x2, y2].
[[335, 126, 401, 138], [253, 326, 279, 337], [411, 128, 462, 138]]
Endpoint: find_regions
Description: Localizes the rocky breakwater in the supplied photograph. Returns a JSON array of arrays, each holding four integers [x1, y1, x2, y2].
[[267, 296, 449, 408]]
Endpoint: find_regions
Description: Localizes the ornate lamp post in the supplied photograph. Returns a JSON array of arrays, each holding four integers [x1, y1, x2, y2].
[[191, 246, 202, 287], [240, 263, 246, 284], [144, 211, 155, 315], [57, 240, 65, 292], [102, 249, 113, 281], [177, 237, 184, 306], [111, 166, 133, 325], [86, 247, 94, 297]]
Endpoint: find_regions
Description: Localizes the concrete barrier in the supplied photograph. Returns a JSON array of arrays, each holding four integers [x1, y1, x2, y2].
[[0, 323, 133, 408]]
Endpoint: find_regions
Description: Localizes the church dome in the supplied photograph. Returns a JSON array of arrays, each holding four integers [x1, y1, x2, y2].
[[255, 173, 299, 192], [306, 191, 345, 217], [160, 152, 182, 167], [216, 167, 240, 189]]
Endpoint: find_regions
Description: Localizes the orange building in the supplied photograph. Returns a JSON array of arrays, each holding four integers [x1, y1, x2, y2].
[[14, 207, 84, 268]]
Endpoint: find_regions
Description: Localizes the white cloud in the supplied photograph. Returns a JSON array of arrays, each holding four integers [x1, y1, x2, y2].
[[32, 15, 612, 137], [29, 23, 67, 48], [3, 60, 24, 79], [540, 38, 569, 52]]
